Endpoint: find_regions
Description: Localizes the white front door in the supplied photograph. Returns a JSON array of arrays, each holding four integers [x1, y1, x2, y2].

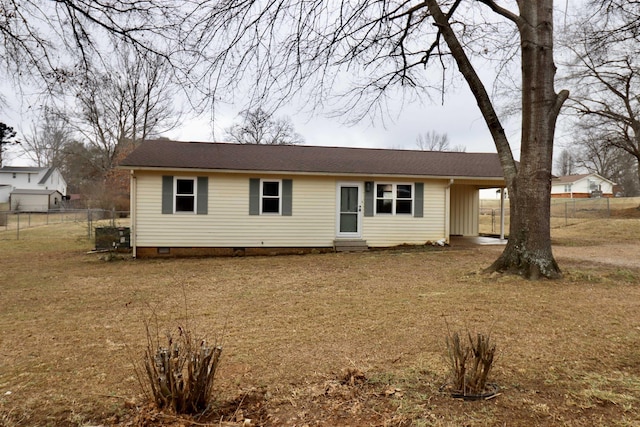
[[336, 183, 363, 238]]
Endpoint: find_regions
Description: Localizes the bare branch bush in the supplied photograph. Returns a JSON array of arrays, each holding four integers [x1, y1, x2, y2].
[[445, 330, 496, 396], [136, 309, 223, 414]]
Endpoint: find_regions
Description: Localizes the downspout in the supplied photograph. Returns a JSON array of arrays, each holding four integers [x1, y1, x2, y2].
[[500, 187, 505, 240], [130, 170, 137, 258], [445, 179, 454, 244]]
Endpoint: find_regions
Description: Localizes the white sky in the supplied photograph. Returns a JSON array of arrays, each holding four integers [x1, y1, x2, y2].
[[165, 84, 506, 153], [1, 0, 585, 168], [2, 74, 509, 168]]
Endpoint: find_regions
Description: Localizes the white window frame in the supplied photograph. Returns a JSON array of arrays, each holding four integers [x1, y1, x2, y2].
[[260, 179, 282, 215], [374, 183, 414, 215], [564, 184, 572, 193], [174, 176, 197, 214]]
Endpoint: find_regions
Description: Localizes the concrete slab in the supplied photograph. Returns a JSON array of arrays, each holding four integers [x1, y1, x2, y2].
[[450, 236, 508, 247]]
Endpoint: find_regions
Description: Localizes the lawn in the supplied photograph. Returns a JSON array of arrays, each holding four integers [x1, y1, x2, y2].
[[1, 220, 640, 426]]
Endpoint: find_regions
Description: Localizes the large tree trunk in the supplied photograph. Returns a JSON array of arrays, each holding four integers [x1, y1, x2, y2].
[[428, 0, 568, 279], [488, 2, 567, 279]]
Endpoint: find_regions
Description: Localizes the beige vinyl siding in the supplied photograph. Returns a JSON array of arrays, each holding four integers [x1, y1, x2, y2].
[[134, 172, 336, 247], [450, 184, 479, 236], [362, 181, 446, 246]]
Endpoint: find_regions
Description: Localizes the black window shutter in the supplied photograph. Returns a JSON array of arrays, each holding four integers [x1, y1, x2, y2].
[[364, 181, 374, 217], [162, 176, 173, 214], [197, 177, 208, 215], [249, 178, 260, 215], [414, 182, 424, 218]]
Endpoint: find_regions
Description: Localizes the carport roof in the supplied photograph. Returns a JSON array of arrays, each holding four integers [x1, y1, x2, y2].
[[120, 139, 506, 179]]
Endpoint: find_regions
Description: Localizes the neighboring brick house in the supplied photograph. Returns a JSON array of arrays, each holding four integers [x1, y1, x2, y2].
[[551, 173, 615, 198]]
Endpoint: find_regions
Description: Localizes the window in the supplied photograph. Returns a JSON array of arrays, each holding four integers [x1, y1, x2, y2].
[[375, 183, 413, 215], [564, 184, 572, 192], [12, 173, 16, 179], [249, 178, 292, 216], [162, 176, 208, 215], [175, 178, 196, 213], [261, 180, 281, 214]]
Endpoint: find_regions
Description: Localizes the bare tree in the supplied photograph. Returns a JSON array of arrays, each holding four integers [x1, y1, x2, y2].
[[416, 131, 465, 152], [554, 149, 576, 176], [585, 1, 640, 47], [61, 47, 181, 174], [57, 140, 103, 195], [180, 1, 568, 278], [0, 1, 179, 94], [225, 108, 304, 145], [569, 123, 640, 196], [564, 6, 640, 194], [22, 109, 72, 167], [0, 122, 19, 167]]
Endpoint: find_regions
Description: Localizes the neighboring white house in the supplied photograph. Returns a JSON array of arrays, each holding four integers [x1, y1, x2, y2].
[[0, 166, 68, 210], [119, 140, 508, 258], [551, 173, 615, 198]]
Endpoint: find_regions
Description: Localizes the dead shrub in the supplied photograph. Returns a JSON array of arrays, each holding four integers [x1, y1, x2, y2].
[[445, 330, 496, 397], [140, 322, 222, 414]]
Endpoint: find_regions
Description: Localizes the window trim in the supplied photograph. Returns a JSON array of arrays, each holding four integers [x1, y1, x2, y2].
[[174, 176, 197, 214], [260, 179, 282, 215], [374, 182, 414, 215]]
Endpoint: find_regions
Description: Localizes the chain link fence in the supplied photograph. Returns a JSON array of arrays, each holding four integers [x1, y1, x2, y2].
[[0, 209, 130, 241], [480, 197, 640, 234]]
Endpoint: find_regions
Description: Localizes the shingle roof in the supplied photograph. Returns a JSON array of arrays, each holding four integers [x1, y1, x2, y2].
[[38, 167, 55, 185], [120, 140, 505, 179], [552, 173, 614, 185], [0, 166, 47, 173], [10, 189, 60, 195]]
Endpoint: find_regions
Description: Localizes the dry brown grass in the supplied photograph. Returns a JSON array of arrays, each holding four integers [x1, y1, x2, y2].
[[1, 220, 640, 426]]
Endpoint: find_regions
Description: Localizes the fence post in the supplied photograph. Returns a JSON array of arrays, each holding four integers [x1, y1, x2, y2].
[[607, 198, 611, 217], [87, 209, 92, 239], [491, 209, 495, 233], [16, 212, 19, 240], [565, 201, 568, 226]]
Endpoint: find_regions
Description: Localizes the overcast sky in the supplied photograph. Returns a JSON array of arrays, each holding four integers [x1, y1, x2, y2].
[[2, 72, 511, 168], [165, 84, 506, 153], [1, 0, 584, 167]]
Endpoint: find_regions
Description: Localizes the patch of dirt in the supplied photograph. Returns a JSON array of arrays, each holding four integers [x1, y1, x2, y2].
[[117, 370, 411, 427], [610, 206, 640, 218], [554, 243, 640, 269]]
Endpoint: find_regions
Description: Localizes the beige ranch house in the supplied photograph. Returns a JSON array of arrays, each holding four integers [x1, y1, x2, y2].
[[120, 140, 506, 258]]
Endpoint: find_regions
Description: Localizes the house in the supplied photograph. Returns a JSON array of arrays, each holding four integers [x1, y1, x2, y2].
[[119, 140, 507, 258], [551, 173, 615, 198], [0, 166, 68, 211]]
